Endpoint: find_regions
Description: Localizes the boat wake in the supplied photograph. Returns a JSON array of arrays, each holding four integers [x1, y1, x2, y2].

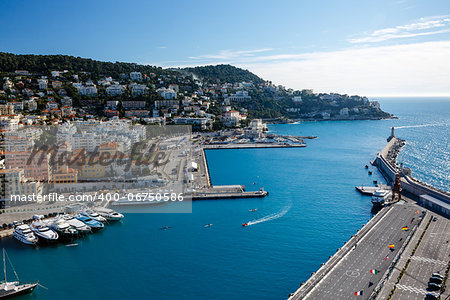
[[245, 201, 292, 226], [395, 123, 449, 129]]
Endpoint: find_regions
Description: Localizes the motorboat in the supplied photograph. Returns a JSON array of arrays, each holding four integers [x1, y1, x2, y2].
[[76, 215, 104, 231], [80, 211, 106, 223], [93, 207, 124, 221], [12, 224, 38, 245], [63, 215, 91, 234], [30, 223, 58, 243], [242, 223, 249, 227], [249, 208, 258, 212], [50, 218, 78, 241], [371, 190, 392, 207], [204, 224, 213, 228], [0, 249, 37, 298]]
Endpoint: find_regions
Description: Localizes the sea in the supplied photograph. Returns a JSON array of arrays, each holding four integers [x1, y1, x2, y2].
[[0, 98, 448, 300]]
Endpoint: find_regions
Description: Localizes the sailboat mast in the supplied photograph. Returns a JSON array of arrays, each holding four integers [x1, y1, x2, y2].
[[3, 249, 6, 283]]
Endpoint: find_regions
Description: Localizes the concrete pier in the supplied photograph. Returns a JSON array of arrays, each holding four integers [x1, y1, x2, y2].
[[288, 131, 449, 299], [204, 143, 306, 150]]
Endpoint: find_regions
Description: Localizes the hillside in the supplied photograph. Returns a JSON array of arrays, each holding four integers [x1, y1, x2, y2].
[[0, 52, 171, 78], [0, 52, 392, 125], [184, 64, 265, 84]]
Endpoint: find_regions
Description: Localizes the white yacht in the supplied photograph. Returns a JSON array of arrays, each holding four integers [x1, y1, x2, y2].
[[63, 215, 91, 234], [0, 249, 37, 298], [81, 211, 106, 223], [50, 218, 78, 241], [12, 224, 38, 245], [93, 207, 124, 221], [371, 190, 392, 206], [30, 223, 59, 243]]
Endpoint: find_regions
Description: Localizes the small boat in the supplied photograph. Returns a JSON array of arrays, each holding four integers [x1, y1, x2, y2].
[[249, 208, 258, 212], [371, 190, 393, 207], [242, 223, 249, 227], [81, 211, 106, 223], [76, 215, 104, 231], [64, 215, 91, 234], [65, 243, 78, 247], [204, 224, 213, 228], [30, 223, 58, 243], [368, 171, 373, 175], [93, 207, 124, 221], [373, 180, 378, 184], [365, 165, 369, 169], [0, 249, 37, 298], [12, 224, 38, 245], [160, 226, 171, 230], [50, 218, 78, 241]]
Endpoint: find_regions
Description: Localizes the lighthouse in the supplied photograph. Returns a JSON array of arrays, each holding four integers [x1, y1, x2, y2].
[[387, 127, 395, 142]]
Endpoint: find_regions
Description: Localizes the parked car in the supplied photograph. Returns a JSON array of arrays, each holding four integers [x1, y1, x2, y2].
[[429, 276, 443, 284], [428, 282, 441, 291]]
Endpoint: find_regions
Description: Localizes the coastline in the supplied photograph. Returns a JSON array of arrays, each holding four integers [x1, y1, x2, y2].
[[263, 115, 397, 124]]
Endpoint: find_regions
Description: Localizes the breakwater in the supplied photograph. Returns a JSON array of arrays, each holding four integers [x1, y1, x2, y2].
[[372, 131, 450, 209]]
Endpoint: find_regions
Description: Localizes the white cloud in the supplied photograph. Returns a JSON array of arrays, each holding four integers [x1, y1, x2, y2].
[[348, 15, 450, 43], [237, 41, 450, 97]]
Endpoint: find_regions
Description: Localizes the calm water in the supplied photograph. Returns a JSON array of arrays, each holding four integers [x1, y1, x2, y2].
[[0, 98, 448, 300]]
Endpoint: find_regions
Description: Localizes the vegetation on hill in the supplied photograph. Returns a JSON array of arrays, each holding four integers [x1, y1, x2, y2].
[[184, 64, 265, 84], [0, 52, 171, 78]]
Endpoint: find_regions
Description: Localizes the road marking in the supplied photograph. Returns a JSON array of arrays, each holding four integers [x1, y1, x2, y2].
[[410, 256, 447, 265], [395, 284, 439, 296], [345, 270, 360, 278]]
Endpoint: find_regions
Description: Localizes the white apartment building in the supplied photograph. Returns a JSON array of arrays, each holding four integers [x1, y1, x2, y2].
[[131, 84, 149, 96], [130, 72, 142, 81], [106, 85, 124, 96], [38, 79, 48, 90], [226, 90, 251, 102]]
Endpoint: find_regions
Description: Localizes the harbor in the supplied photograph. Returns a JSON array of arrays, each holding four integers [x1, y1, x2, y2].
[[288, 128, 450, 300], [0, 102, 447, 300]]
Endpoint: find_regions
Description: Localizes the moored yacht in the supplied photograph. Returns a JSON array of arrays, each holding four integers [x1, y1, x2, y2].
[[63, 215, 91, 235], [371, 190, 392, 207], [76, 215, 104, 231], [0, 249, 37, 299], [12, 224, 38, 245], [81, 211, 106, 223], [50, 218, 78, 241], [93, 207, 124, 221], [30, 223, 58, 243]]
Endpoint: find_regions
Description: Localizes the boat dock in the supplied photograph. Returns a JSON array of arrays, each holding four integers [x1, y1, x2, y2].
[[192, 185, 268, 200], [355, 184, 390, 196], [203, 143, 306, 150]]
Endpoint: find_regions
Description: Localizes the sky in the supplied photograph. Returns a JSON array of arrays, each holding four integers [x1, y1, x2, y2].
[[1, 0, 450, 97]]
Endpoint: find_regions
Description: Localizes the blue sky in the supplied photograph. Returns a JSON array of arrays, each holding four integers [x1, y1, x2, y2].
[[1, 0, 450, 96]]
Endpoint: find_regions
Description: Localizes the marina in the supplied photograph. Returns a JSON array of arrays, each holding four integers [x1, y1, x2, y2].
[[0, 100, 446, 299], [0, 206, 124, 246]]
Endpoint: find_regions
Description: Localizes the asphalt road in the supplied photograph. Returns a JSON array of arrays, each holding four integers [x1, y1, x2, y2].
[[302, 202, 422, 300], [393, 215, 450, 300]]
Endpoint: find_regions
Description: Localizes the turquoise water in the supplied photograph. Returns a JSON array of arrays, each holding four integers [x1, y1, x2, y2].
[[0, 98, 448, 299]]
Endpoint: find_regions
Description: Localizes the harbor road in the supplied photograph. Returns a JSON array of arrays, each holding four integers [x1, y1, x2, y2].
[[293, 202, 423, 300]]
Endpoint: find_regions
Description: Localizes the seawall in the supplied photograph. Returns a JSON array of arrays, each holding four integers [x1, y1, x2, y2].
[[373, 136, 450, 205]]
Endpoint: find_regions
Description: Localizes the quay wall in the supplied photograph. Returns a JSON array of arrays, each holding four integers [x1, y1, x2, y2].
[[373, 137, 450, 204]]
